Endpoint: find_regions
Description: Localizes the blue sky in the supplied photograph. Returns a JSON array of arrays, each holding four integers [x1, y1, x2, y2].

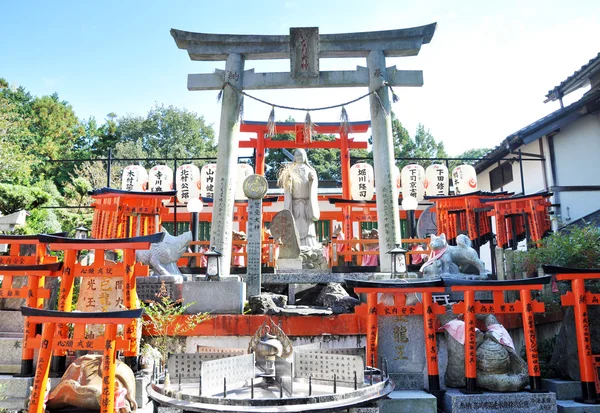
[[2, 0, 599, 155]]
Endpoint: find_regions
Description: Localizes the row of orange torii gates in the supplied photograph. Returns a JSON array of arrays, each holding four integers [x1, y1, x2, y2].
[[93, 120, 554, 270]]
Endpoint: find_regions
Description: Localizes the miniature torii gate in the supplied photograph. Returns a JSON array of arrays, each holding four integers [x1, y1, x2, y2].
[[240, 120, 369, 245], [171, 24, 436, 275]]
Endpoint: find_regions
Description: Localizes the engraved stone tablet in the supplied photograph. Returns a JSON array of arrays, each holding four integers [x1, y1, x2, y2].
[[294, 352, 364, 383], [290, 27, 320, 78], [200, 354, 254, 395], [270, 210, 300, 259], [243, 174, 268, 199]]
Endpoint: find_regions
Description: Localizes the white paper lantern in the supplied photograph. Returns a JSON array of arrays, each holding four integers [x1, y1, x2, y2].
[[394, 166, 401, 192], [350, 163, 375, 201], [148, 165, 173, 192], [200, 164, 217, 199], [235, 164, 255, 200], [452, 164, 478, 195], [401, 164, 425, 201], [176, 164, 201, 204], [424, 164, 449, 197], [121, 165, 148, 191]]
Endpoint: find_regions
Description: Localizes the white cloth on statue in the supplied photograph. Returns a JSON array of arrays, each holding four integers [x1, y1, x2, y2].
[[486, 323, 515, 350], [439, 319, 480, 345]]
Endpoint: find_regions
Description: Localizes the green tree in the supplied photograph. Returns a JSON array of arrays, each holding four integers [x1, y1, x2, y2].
[[391, 112, 447, 170], [448, 148, 492, 170]]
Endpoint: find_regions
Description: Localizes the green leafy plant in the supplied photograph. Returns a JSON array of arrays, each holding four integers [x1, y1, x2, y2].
[[514, 224, 600, 276], [140, 282, 211, 367]]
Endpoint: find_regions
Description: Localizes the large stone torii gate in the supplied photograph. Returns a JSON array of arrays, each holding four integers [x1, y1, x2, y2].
[[171, 24, 436, 276]]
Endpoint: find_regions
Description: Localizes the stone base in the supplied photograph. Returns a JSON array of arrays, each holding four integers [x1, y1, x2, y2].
[[377, 390, 437, 413], [136, 277, 183, 302], [0, 310, 25, 333], [442, 389, 557, 413], [182, 281, 246, 314], [542, 378, 582, 400], [277, 258, 303, 271], [557, 400, 600, 412], [0, 336, 24, 374], [389, 373, 424, 390]]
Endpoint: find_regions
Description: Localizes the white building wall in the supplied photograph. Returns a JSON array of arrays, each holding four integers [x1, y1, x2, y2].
[[476, 140, 546, 195], [552, 114, 600, 223]]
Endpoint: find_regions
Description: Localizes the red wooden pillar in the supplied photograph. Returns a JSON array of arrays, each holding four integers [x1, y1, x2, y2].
[[462, 289, 479, 393], [28, 322, 56, 413], [520, 289, 543, 391], [340, 129, 353, 262], [256, 128, 266, 176], [422, 291, 441, 392], [101, 324, 118, 413], [51, 249, 77, 375], [366, 292, 378, 365]]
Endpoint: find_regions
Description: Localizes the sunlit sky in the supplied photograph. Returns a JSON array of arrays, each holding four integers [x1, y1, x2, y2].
[[2, 0, 599, 155]]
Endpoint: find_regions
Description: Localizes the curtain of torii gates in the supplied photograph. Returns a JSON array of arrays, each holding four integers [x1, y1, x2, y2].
[[368, 50, 401, 271], [210, 53, 245, 278]]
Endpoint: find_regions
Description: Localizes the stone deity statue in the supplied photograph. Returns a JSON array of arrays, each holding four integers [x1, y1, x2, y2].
[[279, 149, 320, 247]]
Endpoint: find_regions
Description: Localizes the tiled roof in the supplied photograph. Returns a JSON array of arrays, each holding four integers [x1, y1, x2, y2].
[[545, 52, 600, 102]]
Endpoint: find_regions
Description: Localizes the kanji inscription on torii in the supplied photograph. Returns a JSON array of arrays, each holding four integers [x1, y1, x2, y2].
[[290, 27, 319, 78]]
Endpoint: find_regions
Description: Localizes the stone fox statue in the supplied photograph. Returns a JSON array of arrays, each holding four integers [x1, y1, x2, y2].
[[421, 233, 487, 277], [136, 228, 192, 277]]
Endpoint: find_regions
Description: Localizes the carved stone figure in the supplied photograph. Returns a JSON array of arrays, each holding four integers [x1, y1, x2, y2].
[[46, 354, 137, 413], [439, 312, 528, 392], [278, 149, 320, 247], [421, 233, 487, 278], [135, 228, 192, 279]]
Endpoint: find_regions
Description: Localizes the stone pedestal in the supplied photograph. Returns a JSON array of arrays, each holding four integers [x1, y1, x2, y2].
[[0, 310, 25, 374], [542, 378, 582, 400], [442, 389, 557, 413], [182, 280, 246, 314], [277, 258, 303, 271], [378, 390, 437, 413], [136, 276, 183, 302], [378, 316, 425, 390]]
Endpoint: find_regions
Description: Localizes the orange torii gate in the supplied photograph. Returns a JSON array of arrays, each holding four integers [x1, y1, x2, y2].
[[38, 233, 163, 375], [240, 120, 369, 246], [543, 266, 600, 404], [425, 191, 511, 248], [90, 188, 176, 239], [345, 278, 446, 400], [480, 192, 552, 250], [22, 306, 143, 413], [0, 263, 62, 376], [445, 276, 552, 394]]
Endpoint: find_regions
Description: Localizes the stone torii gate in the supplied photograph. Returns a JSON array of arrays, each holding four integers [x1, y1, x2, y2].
[[171, 25, 436, 276]]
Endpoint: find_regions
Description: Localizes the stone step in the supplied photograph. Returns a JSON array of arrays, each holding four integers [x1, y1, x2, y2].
[[443, 388, 557, 413], [377, 390, 437, 413], [0, 375, 33, 411], [557, 400, 600, 413], [0, 337, 24, 374], [542, 378, 582, 400]]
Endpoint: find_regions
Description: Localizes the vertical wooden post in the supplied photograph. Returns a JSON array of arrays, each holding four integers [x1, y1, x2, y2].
[[101, 324, 118, 413], [422, 292, 440, 392], [462, 289, 479, 393], [52, 249, 77, 375], [123, 249, 138, 360], [366, 292, 378, 366], [28, 322, 56, 413], [519, 289, 542, 391], [572, 278, 598, 402]]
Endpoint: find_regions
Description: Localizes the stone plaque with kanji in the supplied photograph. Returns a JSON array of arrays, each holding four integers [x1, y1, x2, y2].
[[290, 27, 319, 78]]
